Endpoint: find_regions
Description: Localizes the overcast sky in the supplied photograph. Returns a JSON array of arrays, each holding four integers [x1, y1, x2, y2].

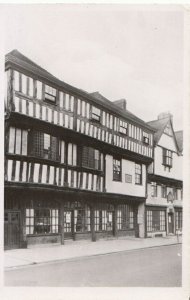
[[3, 5, 184, 131]]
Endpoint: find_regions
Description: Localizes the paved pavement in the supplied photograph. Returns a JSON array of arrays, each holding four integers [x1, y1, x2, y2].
[[5, 244, 182, 286], [4, 235, 182, 270]]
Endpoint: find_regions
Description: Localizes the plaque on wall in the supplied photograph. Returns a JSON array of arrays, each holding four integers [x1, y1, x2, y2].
[[125, 174, 132, 183]]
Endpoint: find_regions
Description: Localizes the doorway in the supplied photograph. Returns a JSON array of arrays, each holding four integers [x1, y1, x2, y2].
[[64, 210, 74, 239], [168, 213, 174, 234], [4, 211, 21, 250]]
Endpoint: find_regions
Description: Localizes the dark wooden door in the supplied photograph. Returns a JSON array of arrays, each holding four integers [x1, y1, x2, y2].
[[168, 213, 174, 234], [64, 210, 74, 239], [4, 211, 21, 250]]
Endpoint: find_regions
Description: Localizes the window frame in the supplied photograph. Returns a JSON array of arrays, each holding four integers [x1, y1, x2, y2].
[[163, 148, 173, 167], [135, 163, 142, 185], [151, 182, 157, 197], [113, 158, 122, 182], [44, 84, 57, 103], [91, 106, 101, 122], [82, 146, 102, 170]]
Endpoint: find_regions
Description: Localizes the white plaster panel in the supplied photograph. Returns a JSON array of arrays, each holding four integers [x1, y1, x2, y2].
[[154, 146, 182, 180], [105, 155, 146, 197]]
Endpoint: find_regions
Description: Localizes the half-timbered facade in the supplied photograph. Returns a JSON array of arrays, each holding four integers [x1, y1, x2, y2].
[[146, 113, 183, 238], [4, 50, 154, 249]]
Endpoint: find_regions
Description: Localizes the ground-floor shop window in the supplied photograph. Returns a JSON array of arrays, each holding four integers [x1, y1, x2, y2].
[[175, 211, 182, 230], [74, 205, 90, 233], [146, 209, 166, 232], [26, 208, 59, 234], [117, 205, 134, 230], [94, 204, 114, 232]]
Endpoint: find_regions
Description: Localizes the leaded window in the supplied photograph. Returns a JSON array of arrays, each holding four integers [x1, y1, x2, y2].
[[30, 131, 59, 161], [82, 146, 102, 170]]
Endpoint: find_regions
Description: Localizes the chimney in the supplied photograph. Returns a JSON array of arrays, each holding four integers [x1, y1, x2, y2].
[[157, 111, 173, 121], [113, 98, 127, 110]]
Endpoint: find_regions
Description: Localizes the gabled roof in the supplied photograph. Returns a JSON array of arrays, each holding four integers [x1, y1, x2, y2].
[[147, 117, 169, 145], [175, 130, 183, 152], [147, 116, 180, 153], [5, 49, 154, 132]]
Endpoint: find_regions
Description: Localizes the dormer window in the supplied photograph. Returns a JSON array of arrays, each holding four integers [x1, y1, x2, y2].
[[119, 120, 127, 135], [143, 132, 149, 145], [91, 106, 101, 122], [45, 85, 56, 102]]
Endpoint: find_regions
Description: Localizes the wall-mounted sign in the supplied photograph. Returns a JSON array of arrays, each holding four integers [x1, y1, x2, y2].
[[125, 174, 132, 183]]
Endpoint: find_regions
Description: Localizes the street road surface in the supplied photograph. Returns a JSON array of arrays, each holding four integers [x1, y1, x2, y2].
[[5, 244, 182, 287]]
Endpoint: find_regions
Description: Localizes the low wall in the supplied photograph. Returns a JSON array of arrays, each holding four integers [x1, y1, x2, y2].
[[27, 234, 61, 246]]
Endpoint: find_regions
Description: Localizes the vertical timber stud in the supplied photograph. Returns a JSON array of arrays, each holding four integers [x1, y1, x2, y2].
[[113, 204, 118, 238], [90, 204, 96, 242], [60, 201, 64, 245]]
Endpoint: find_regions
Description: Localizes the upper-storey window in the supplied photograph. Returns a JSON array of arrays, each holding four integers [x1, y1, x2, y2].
[[113, 158, 121, 181], [91, 106, 101, 122], [135, 163, 142, 185], [161, 185, 167, 198], [30, 131, 59, 161], [44, 85, 56, 103], [163, 149, 173, 167], [151, 182, 157, 197], [142, 132, 149, 145], [119, 120, 128, 135], [164, 123, 172, 136], [8, 127, 28, 155], [82, 146, 102, 170]]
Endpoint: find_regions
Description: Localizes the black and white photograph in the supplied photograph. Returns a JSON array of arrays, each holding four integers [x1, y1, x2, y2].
[[0, 3, 190, 300]]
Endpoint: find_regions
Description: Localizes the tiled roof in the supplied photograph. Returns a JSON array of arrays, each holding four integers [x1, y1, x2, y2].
[[147, 117, 169, 144], [175, 130, 183, 152], [5, 49, 154, 132]]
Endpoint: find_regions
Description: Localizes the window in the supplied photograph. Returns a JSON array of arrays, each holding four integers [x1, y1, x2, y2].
[[82, 146, 102, 170], [74, 204, 90, 233], [161, 185, 167, 198], [117, 205, 134, 230], [135, 164, 142, 185], [91, 106, 101, 122], [151, 182, 157, 197], [30, 131, 59, 161], [8, 127, 28, 155], [175, 211, 182, 231], [147, 209, 166, 232], [26, 208, 59, 235], [119, 120, 127, 134], [163, 149, 173, 167], [44, 84, 56, 102], [113, 158, 121, 181], [143, 132, 149, 145], [95, 209, 113, 231]]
